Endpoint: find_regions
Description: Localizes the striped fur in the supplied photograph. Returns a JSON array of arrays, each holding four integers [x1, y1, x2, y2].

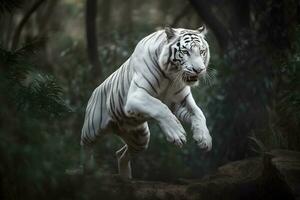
[[81, 27, 212, 178]]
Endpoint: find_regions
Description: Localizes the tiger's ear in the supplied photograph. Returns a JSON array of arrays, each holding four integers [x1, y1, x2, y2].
[[197, 25, 207, 35], [165, 26, 175, 40]]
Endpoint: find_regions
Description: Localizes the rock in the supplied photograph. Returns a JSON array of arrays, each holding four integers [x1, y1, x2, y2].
[[63, 149, 300, 200], [186, 150, 300, 200], [268, 149, 300, 200], [186, 157, 264, 200]]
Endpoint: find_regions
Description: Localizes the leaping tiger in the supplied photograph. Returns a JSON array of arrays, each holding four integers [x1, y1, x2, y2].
[[81, 26, 212, 179]]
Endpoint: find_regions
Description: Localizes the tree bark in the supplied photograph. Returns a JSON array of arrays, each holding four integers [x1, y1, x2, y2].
[[85, 0, 101, 80]]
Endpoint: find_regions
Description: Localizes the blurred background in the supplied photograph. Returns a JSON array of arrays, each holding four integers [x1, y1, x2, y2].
[[0, 0, 299, 199]]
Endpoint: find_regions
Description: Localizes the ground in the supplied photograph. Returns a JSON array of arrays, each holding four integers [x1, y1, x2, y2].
[[64, 149, 300, 200]]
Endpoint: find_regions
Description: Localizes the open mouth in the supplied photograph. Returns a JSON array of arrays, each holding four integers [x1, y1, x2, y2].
[[185, 75, 198, 83]]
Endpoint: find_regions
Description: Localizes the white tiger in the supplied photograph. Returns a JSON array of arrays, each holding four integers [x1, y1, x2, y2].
[[81, 26, 212, 179]]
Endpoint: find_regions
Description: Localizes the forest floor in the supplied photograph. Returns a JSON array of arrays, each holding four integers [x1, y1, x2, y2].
[[65, 149, 300, 200]]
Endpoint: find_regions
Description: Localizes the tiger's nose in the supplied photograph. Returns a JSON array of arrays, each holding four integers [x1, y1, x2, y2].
[[192, 67, 204, 74]]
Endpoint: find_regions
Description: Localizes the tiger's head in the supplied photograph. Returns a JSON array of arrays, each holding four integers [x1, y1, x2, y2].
[[159, 26, 210, 86]]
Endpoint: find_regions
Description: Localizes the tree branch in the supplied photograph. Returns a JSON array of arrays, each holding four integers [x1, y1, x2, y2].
[[11, 0, 46, 50]]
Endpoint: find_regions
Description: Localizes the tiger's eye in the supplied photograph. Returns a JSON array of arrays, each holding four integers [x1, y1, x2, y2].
[[182, 50, 190, 56]]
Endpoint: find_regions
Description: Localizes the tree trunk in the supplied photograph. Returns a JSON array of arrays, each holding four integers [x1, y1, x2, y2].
[[85, 0, 102, 80]]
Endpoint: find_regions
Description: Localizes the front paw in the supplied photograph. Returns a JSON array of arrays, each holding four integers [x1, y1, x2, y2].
[[193, 127, 212, 151], [159, 118, 187, 148]]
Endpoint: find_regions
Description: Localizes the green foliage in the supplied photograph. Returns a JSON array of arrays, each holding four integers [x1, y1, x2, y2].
[[251, 26, 300, 151], [0, 1, 299, 199], [17, 72, 71, 117], [0, 39, 71, 118], [0, 38, 72, 199]]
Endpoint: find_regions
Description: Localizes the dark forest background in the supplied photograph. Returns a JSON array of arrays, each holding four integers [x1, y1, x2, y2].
[[0, 0, 299, 199]]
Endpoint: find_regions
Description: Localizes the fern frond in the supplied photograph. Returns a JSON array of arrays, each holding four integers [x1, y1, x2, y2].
[[16, 72, 72, 118]]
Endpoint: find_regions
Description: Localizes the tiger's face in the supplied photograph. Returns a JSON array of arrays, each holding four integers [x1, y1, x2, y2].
[[159, 27, 210, 86]]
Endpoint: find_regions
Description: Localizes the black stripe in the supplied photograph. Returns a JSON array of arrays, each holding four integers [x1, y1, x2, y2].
[[86, 90, 97, 138], [104, 82, 114, 120], [167, 39, 179, 64], [178, 109, 185, 120], [155, 48, 159, 59], [174, 86, 186, 95], [110, 91, 120, 120], [109, 72, 118, 90], [180, 93, 190, 105], [143, 58, 160, 88], [118, 92, 132, 120], [126, 60, 132, 86], [133, 80, 151, 95], [167, 45, 173, 64], [183, 33, 197, 37], [183, 112, 190, 121], [173, 48, 181, 62], [140, 73, 158, 94], [91, 88, 100, 137], [112, 70, 124, 119], [153, 63, 169, 80], [117, 92, 133, 121], [98, 88, 103, 130], [120, 65, 126, 96], [102, 85, 108, 122], [148, 48, 170, 80], [115, 69, 121, 90]]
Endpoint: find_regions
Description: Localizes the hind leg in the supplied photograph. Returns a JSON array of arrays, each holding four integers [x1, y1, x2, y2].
[[116, 145, 132, 179], [116, 123, 150, 179]]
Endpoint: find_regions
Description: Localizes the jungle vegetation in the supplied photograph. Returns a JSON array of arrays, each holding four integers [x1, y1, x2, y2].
[[0, 0, 299, 199]]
